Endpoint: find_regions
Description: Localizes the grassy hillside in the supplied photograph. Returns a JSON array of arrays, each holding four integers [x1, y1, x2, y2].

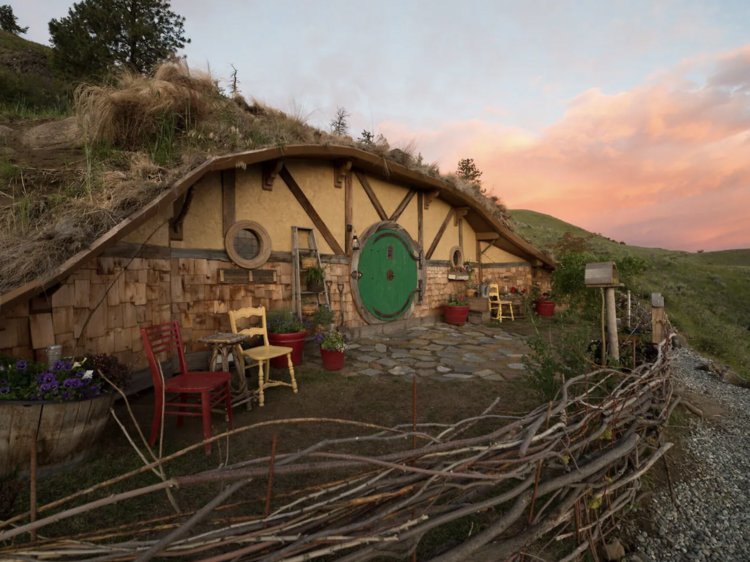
[[0, 30, 70, 117], [512, 209, 750, 379]]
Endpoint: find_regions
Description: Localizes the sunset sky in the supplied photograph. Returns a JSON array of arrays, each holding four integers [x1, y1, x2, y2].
[[19, 0, 750, 251]]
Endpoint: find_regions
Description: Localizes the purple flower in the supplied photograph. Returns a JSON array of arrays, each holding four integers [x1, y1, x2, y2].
[[37, 372, 56, 384], [63, 360, 73, 371], [39, 383, 52, 392], [0, 387, 9, 395], [15, 360, 27, 372], [52, 361, 64, 371], [75, 370, 85, 378], [62, 392, 71, 400], [63, 378, 82, 389]]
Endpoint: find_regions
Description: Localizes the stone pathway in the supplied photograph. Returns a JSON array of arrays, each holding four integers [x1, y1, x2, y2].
[[304, 323, 531, 382]]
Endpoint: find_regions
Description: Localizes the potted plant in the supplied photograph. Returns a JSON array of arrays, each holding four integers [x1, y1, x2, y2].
[[535, 291, 556, 317], [443, 296, 470, 326], [315, 329, 348, 371], [466, 282, 480, 298], [305, 265, 328, 293], [0, 353, 129, 477], [301, 298, 318, 316], [266, 310, 310, 367], [311, 305, 336, 335]]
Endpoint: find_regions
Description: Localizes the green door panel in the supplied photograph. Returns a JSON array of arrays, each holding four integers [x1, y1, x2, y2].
[[358, 229, 418, 322]]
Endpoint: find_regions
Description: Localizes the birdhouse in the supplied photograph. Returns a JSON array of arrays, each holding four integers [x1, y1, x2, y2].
[[585, 262, 619, 286]]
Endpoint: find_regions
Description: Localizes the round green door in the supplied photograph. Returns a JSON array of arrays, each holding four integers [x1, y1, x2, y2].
[[357, 229, 419, 322]]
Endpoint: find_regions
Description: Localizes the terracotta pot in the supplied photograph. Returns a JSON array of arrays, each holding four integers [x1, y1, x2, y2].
[[268, 330, 308, 367], [320, 348, 345, 371], [535, 300, 556, 317], [443, 305, 470, 326], [0, 393, 115, 477]]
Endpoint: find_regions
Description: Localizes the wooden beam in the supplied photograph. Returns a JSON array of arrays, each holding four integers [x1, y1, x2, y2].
[[345, 170, 353, 255], [354, 171, 388, 221], [426, 208, 455, 260], [477, 240, 483, 281], [334, 160, 352, 189], [417, 192, 424, 303], [454, 207, 469, 226], [262, 160, 283, 191], [389, 189, 416, 222], [424, 190, 440, 210], [475, 232, 500, 241], [458, 219, 464, 250], [222, 169, 236, 236], [280, 166, 345, 255]]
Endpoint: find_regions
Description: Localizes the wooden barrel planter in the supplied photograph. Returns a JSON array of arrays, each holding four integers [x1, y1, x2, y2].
[[0, 393, 114, 477]]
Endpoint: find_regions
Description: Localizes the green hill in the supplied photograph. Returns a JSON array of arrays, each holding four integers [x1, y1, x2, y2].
[[0, 30, 70, 116], [511, 209, 750, 379]]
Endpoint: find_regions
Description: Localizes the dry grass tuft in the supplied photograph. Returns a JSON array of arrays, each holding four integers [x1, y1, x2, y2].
[[75, 59, 217, 147]]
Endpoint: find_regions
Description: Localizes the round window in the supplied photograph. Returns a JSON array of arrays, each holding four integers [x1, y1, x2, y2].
[[225, 221, 272, 269], [234, 229, 260, 260], [449, 245, 465, 268]]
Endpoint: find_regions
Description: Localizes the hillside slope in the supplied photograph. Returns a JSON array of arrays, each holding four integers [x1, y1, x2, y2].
[[0, 30, 69, 112], [512, 209, 750, 379]]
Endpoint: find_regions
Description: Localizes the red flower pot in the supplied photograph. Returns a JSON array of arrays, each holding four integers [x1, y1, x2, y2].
[[443, 305, 470, 326], [535, 300, 556, 317], [320, 348, 345, 371], [267, 330, 308, 367]]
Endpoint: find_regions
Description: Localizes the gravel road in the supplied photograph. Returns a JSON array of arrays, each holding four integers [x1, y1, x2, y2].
[[635, 348, 750, 562]]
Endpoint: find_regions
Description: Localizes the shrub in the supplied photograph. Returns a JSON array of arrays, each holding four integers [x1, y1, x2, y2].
[[315, 329, 347, 352], [311, 306, 336, 326], [267, 309, 309, 334]]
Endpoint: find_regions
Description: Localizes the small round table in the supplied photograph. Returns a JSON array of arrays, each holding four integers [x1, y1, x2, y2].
[[199, 332, 255, 412]]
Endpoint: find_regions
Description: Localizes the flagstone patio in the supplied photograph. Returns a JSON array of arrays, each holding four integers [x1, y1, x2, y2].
[[304, 323, 531, 382]]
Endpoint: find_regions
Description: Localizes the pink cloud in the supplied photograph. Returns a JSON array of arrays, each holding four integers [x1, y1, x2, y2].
[[381, 46, 750, 251]]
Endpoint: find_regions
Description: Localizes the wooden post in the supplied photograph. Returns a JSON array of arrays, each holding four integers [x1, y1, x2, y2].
[[627, 290, 631, 329], [652, 293, 665, 344], [30, 430, 37, 543], [605, 287, 619, 360]]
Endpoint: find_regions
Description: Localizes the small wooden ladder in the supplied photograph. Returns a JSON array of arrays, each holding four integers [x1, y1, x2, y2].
[[291, 227, 330, 317]]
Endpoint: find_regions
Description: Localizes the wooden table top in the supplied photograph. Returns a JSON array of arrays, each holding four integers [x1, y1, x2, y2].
[[198, 333, 249, 345]]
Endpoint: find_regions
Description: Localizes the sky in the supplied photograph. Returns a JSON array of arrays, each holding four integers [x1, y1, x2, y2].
[[17, 0, 750, 251]]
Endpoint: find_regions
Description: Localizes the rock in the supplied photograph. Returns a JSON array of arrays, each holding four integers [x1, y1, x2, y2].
[[1, 146, 16, 157], [389, 365, 415, 376], [358, 369, 382, 377], [474, 369, 495, 377], [604, 538, 626, 561], [21, 117, 82, 150], [0, 125, 13, 137], [436, 366, 451, 373], [508, 363, 526, 370], [375, 343, 387, 353], [699, 361, 750, 388], [672, 333, 688, 349]]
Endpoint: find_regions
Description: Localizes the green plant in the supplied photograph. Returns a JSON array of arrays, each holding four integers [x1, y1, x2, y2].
[[0, 5, 28, 34], [311, 306, 336, 326], [446, 296, 468, 306], [266, 309, 309, 334], [305, 265, 328, 285], [315, 329, 347, 352]]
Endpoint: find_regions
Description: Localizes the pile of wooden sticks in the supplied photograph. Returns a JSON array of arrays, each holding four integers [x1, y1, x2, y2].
[[0, 335, 676, 562]]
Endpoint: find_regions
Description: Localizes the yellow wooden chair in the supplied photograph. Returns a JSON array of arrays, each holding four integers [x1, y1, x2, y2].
[[488, 284, 515, 323], [228, 306, 298, 407]]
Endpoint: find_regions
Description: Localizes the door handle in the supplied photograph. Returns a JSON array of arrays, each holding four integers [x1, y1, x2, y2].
[[351, 270, 363, 280]]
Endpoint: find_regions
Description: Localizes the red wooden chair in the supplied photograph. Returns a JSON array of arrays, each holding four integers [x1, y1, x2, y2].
[[141, 321, 233, 454]]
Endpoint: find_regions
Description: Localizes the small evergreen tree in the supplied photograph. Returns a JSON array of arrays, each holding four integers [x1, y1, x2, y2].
[[330, 106, 349, 136], [358, 129, 375, 146], [0, 5, 28, 34], [48, 0, 190, 78], [456, 158, 483, 184]]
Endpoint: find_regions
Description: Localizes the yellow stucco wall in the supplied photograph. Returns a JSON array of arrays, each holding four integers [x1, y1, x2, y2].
[[119, 161, 529, 266], [171, 172, 224, 250], [483, 244, 529, 264], [121, 205, 171, 246]]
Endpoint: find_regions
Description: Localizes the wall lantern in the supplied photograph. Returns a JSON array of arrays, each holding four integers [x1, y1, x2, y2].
[[351, 235, 361, 251]]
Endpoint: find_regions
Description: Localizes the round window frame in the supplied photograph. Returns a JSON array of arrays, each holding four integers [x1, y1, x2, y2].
[[449, 245, 465, 268], [224, 220, 272, 269]]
